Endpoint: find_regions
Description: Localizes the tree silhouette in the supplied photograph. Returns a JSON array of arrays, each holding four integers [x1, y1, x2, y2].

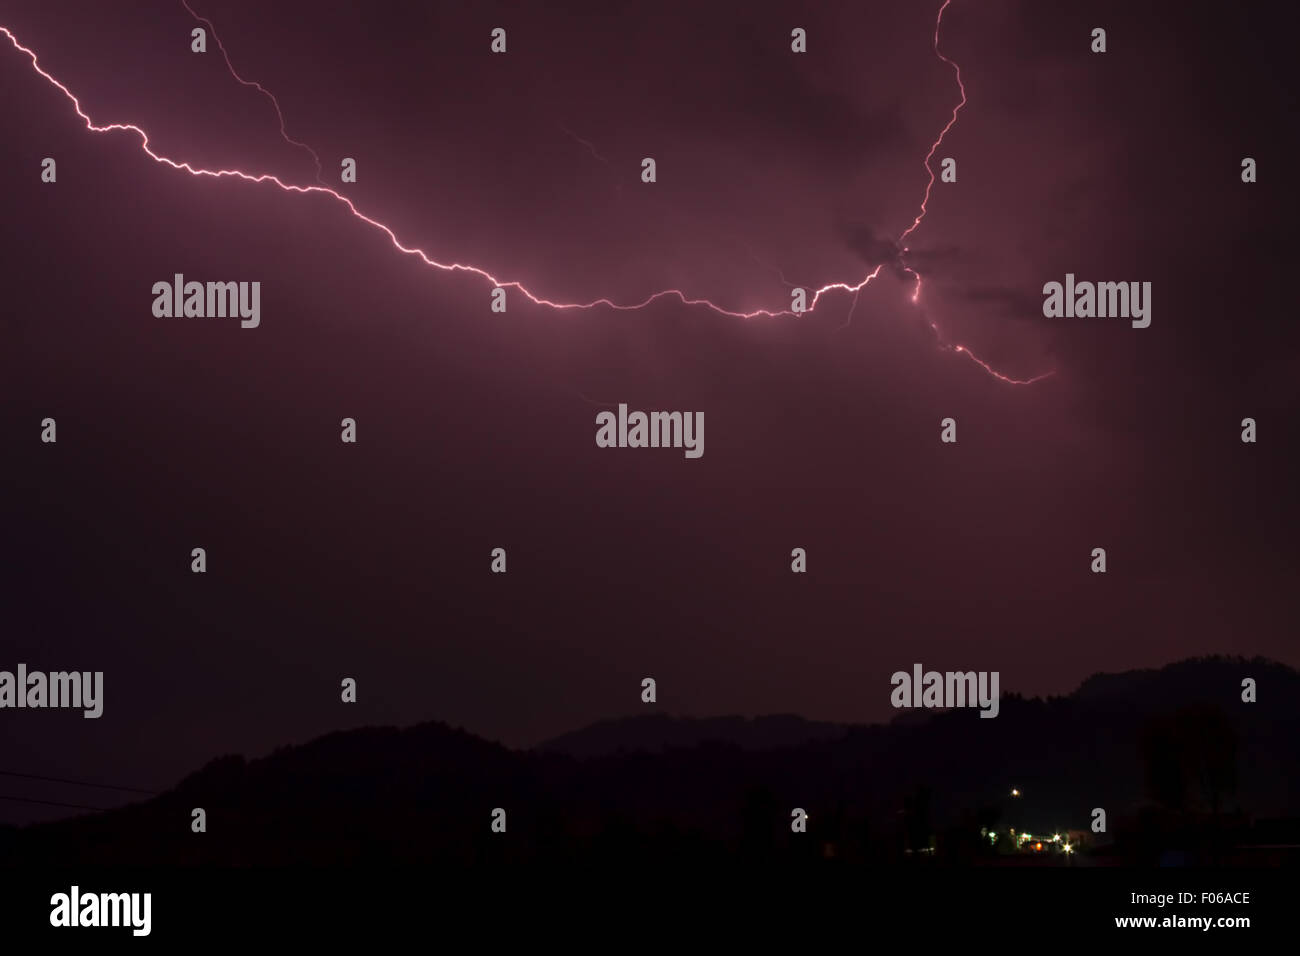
[[1140, 703, 1238, 815]]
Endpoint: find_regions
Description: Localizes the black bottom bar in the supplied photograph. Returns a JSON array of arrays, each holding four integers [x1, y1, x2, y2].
[[1, 865, 1284, 942]]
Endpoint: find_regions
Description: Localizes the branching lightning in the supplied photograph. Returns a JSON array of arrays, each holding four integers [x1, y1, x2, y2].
[[2, 0, 1052, 385], [558, 124, 610, 166], [180, 0, 325, 185]]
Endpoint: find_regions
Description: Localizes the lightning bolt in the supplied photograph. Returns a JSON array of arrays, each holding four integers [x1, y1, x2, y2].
[[180, 0, 325, 185], [893, 0, 1053, 386], [558, 124, 610, 166], [2, 0, 1052, 386], [899, 1, 966, 265]]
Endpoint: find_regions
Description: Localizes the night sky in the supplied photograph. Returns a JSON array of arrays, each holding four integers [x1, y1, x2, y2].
[[3, 0, 1297, 825]]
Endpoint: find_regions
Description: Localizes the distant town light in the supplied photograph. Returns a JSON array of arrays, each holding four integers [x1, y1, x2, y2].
[[1010, 789, 1021, 797]]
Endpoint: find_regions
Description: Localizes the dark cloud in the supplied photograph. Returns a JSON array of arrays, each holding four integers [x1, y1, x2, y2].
[[960, 284, 1042, 321], [839, 222, 902, 266]]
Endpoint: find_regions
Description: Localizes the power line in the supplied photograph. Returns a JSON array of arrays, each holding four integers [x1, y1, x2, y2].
[[0, 794, 111, 812], [0, 770, 157, 794]]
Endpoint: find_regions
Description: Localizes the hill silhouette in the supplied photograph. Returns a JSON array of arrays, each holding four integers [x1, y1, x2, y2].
[[3, 656, 1297, 865], [536, 712, 853, 757]]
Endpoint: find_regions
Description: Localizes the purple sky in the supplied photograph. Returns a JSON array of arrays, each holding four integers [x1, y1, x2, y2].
[[3, 0, 1297, 823]]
